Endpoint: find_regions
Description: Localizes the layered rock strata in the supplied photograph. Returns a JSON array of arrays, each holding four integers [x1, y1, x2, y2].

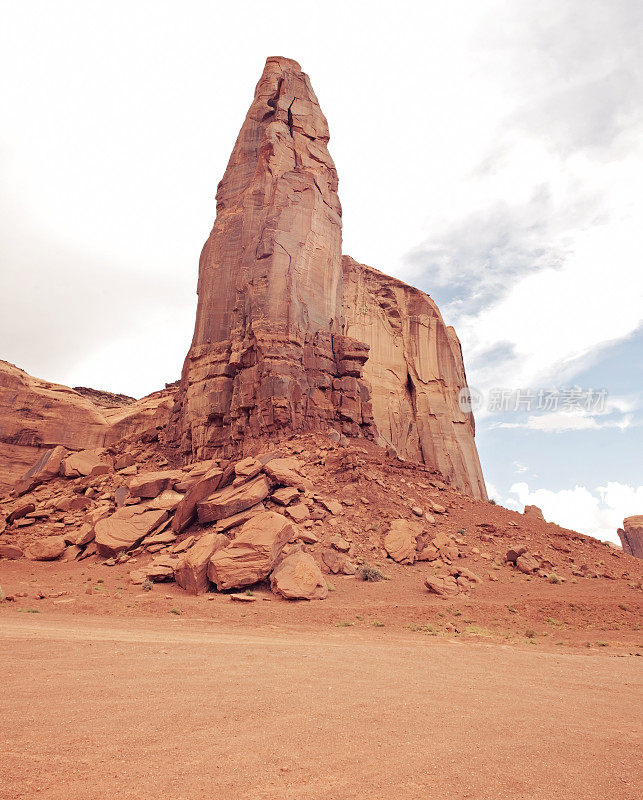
[[167, 56, 375, 461]]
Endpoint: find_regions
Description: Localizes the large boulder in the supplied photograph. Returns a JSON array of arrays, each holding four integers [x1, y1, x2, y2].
[[94, 507, 168, 556], [619, 516, 643, 558], [262, 458, 312, 492], [384, 519, 419, 563], [270, 551, 328, 600], [128, 469, 183, 499], [174, 532, 229, 595], [523, 505, 545, 521], [197, 474, 271, 524], [60, 449, 110, 478], [171, 466, 224, 533], [25, 535, 66, 561], [207, 511, 293, 590], [0, 543, 24, 559], [15, 445, 68, 495]]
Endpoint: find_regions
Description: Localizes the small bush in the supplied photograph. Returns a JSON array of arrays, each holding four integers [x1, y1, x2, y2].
[[0, 586, 5, 603], [549, 574, 563, 584], [169, 607, 181, 615], [489, 499, 497, 505], [142, 579, 153, 592], [335, 621, 353, 627], [358, 564, 384, 582], [525, 629, 536, 639], [244, 588, 254, 596], [372, 620, 385, 627]]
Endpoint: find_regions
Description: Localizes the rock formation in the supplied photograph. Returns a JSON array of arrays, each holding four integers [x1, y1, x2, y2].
[[342, 257, 486, 499], [168, 56, 486, 499], [0, 360, 175, 492], [618, 516, 643, 559], [168, 56, 375, 461]]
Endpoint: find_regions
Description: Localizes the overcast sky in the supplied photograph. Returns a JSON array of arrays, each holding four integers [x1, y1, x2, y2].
[[1, 0, 641, 542]]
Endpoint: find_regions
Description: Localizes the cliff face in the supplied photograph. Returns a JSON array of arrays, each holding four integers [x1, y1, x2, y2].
[[168, 57, 375, 459], [342, 258, 487, 500], [0, 361, 174, 491]]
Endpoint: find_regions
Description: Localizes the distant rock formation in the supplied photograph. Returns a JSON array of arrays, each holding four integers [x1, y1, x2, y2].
[[618, 516, 643, 558], [0, 360, 174, 491], [168, 56, 486, 499]]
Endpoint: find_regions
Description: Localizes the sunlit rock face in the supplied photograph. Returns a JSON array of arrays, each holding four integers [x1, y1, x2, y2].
[[168, 56, 486, 500], [342, 257, 487, 500]]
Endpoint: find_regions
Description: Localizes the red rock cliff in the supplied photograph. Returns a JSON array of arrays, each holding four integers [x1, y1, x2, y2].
[[168, 57, 375, 458], [342, 258, 487, 500]]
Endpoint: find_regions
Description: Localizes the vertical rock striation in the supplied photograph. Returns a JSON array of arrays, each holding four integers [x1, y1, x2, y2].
[[168, 57, 375, 458], [169, 56, 486, 500], [342, 257, 487, 500]]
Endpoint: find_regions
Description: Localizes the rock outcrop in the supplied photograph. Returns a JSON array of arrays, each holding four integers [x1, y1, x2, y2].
[[0, 360, 175, 492], [619, 516, 643, 559], [342, 258, 487, 499], [167, 57, 485, 500], [167, 56, 377, 461]]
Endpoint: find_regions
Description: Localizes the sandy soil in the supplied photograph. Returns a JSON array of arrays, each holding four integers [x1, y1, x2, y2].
[[1, 612, 641, 800]]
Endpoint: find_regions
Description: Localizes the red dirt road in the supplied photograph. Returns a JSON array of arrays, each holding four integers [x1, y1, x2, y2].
[[1, 614, 641, 799]]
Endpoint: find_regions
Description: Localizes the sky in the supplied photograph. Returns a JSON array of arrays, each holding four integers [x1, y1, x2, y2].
[[1, 0, 641, 543]]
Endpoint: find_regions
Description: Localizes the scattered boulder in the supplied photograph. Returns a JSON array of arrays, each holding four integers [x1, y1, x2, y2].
[[320, 498, 343, 515], [128, 469, 183, 499], [174, 532, 228, 594], [207, 511, 293, 590], [285, 503, 310, 523], [16, 446, 68, 495], [321, 548, 357, 575], [263, 458, 312, 491], [384, 519, 419, 563], [431, 532, 459, 562], [216, 503, 266, 533], [330, 536, 350, 553], [424, 575, 459, 597], [197, 474, 271, 524], [6, 503, 35, 525], [523, 504, 545, 521], [171, 466, 224, 532], [146, 490, 184, 512], [270, 551, 328, 600], [0, 543, 24, 559], [94, 507, 168, 556], [505, 546, 528, 563], [515, 553, 540, 574], [25, 535, 67, 561], [61, 449, 109, 478], [271, 487, 299, 506], [234, 457, 262, 481]]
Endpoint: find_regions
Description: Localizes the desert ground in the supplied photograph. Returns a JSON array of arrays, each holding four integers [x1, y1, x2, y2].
[[1, 608, 641, 800]]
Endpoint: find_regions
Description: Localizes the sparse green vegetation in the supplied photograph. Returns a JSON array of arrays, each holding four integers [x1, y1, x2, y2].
[[243, 588, 254, 596], [525, 629, 536, 639], [18, 608, 40, 614], [372, 620, 385, 627], [335, 621, 354, 627], [489, 499, 497, 505], [596, 641, 609, 647], [169, 607, 181, 615], [465, 625, 496, 638], [326, 582, 336, 592], [142, 579, 153, 591], [358, 564, 385, 582], [0, 586, 5, 603], [549, 574, 563, 584], [408, 623, 438, 635], [545, 616, 563, 627]]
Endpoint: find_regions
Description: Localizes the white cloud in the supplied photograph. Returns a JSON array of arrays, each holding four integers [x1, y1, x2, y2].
[[491, 394, 638, 431], [507, 480, 643, 543]]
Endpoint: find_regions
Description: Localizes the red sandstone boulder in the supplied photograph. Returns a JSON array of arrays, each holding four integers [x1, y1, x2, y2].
[[270, 551, 328, 600], [263, 458, 312, 492], [207, 511, 293, 590], [171, 466, 224, 533], [128, 470, 183, 499], [25, 535, 66, 561], [197, 475, 271, 524], [174, 532, 229, 595], [384, 519, 419, 563], [523, 505, 545, 521], [0, 543, 24, 559], [16, 445, 68, 495], [60, 449, 110, 478], [94, 507, 168, 556]]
